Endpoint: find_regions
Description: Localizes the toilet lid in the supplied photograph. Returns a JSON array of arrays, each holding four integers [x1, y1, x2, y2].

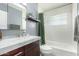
[[40, 45, 52, 50]]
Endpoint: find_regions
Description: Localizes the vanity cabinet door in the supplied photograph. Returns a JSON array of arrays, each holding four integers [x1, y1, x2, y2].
[[25, 40, 40, 56], [0, 3, 7, 29]]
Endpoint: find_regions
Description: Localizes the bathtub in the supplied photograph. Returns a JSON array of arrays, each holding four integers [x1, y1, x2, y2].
[[45, 40, 77, 56]]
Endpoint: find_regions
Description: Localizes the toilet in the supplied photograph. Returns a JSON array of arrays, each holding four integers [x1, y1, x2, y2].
[[40, 45, 52, 56]]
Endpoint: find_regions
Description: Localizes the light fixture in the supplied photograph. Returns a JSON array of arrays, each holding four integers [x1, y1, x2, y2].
[[13, 3, 26, 10]]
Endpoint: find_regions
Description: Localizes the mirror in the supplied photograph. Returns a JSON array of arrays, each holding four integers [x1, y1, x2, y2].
[[7, 3, 27, 30]]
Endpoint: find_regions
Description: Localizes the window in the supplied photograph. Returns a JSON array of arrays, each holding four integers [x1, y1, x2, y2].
[[48, 13, 67, 26]]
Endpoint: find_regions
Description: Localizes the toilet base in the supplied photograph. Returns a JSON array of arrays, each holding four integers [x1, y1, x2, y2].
[[40, 45, 53, 56]]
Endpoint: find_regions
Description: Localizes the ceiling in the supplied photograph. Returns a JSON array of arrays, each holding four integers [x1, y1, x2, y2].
[[38, 3, 70, 13]]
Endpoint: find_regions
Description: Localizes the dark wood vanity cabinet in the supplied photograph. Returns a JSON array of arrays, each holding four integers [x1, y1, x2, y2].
[[1, 40, 40, 56]]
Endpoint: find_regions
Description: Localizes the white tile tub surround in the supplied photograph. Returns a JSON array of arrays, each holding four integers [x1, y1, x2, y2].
[[0, 36, 40, 55], [44, 4, 77, 56]]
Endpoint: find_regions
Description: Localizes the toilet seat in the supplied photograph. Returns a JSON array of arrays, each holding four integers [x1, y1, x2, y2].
[[40, 45, 52, 54], [40, 45, 52, 50]]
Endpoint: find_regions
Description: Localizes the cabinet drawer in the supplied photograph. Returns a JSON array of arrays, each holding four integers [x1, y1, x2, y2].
[[1, 46, 24, 56]]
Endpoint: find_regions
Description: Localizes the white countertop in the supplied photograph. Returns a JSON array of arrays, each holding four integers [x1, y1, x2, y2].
[[0, 36, 40, 55]]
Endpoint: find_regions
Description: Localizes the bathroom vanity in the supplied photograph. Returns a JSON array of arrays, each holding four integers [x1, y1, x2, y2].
[[0, 36, 40, 56]]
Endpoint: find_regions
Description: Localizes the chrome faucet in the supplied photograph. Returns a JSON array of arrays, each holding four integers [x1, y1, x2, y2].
[[17, 30, 26, 37], [20, 30, 26, 37]]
